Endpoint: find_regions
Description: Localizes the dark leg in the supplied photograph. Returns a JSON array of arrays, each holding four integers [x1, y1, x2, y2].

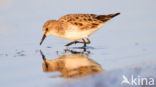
[[86, 38, 91, 44], [82, 38, 91, 46], [65, 38, 91, 46], [82, 39, 87, 46], [65, 40, 83, 46]]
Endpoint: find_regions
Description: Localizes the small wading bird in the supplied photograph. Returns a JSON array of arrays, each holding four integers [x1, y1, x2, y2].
[[40, 13, 120, 46]]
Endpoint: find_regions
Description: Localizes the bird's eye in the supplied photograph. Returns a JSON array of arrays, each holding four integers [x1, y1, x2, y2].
[[46, 28, 48, 31]]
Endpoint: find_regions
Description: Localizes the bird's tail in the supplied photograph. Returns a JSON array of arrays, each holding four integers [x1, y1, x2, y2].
[[95, 12, 120, 22]]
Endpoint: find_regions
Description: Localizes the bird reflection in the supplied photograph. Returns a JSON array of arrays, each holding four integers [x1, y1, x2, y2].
[[40, 49, 103, 78]]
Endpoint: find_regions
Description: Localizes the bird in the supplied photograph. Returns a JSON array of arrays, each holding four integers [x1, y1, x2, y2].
[[40, 13, 120, 46]]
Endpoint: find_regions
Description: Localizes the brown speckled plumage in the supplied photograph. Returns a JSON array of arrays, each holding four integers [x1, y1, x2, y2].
[[58, 13, 119, 30], [40, 13, 120, 46]]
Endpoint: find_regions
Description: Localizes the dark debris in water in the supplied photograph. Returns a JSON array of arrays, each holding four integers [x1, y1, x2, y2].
[[47, 46, 52, 48], [15, 50, 25, 57]]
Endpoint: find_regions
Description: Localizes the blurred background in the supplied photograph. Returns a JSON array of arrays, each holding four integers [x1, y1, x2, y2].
[[0, 0, 156, 87]]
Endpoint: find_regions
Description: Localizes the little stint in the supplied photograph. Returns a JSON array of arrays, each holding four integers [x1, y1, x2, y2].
[[40, 13, 120, 46]]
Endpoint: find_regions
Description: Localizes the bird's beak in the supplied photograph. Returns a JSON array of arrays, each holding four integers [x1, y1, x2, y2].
[[40, 34, 46, 45]]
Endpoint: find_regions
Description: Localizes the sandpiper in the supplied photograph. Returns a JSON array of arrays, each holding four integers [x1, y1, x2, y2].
[[40, 13, 120, 46]]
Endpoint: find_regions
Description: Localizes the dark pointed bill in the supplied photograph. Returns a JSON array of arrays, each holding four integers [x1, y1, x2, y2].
[[40, 34, 46, 45]]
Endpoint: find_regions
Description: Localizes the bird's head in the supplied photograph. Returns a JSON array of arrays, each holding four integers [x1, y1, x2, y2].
[[40, 20, 58, 45]]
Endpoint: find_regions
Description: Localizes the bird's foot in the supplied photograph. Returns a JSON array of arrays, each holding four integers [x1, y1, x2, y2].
[[65, 40, 83, 46]]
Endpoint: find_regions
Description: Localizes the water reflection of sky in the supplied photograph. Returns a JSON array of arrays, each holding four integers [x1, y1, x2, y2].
[[0, 0, 156, 87]]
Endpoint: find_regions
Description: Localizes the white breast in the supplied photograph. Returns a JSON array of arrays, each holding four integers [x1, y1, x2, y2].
[[64, 24, 97, 40]]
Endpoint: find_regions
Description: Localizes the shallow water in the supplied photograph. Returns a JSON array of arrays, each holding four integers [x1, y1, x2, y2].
[[0, 0, 156, 87]]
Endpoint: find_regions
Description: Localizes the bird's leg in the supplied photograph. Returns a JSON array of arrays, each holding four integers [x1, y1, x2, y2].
[[82, 39, 87, 47], [86, 38, 91, 44], [82, 38, 91, 47], [65, 40, 83, 46], [65, 38, 91, 46]]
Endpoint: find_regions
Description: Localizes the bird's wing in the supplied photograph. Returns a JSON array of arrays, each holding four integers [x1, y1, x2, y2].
[[58, 13, 119, 30], [58, 14, 104, 30]]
